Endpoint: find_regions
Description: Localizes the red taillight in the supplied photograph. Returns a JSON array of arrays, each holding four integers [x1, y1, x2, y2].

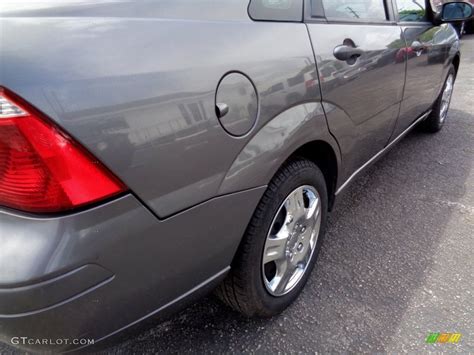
[[0, 87, 127, 213]]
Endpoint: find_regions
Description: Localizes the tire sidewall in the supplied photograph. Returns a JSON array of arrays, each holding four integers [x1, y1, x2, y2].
[[247, 160, 328, 316]]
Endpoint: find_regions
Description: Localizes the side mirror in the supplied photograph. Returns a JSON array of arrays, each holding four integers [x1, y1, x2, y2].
[[441, 2, 473, 22]]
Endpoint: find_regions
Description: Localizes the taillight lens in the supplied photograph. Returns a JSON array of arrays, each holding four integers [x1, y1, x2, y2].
[[0, 87, 127, 213]]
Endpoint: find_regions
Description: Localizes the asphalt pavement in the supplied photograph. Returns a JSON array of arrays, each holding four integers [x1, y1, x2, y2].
[[1, 36, 473, 355]]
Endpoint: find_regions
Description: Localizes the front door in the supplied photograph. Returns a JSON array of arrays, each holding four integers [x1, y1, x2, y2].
[[306, 0, 406, 183], [391, 0, 449, 138]]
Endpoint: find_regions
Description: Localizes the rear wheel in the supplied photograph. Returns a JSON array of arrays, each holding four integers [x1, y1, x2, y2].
[[216, 158, 328, 317], [422, 65, 455, 133]]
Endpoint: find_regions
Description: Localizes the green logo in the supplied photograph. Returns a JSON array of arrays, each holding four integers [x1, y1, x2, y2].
[[426, 332, 462, 344]]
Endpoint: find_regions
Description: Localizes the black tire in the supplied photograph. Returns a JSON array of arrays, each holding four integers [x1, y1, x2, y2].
[[422, 64, 456, 133], [216, 158, 328, 317]]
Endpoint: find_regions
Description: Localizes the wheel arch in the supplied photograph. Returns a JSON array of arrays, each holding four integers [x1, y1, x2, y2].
[[217, 103, 341, 205], [290, 140, 338, 211]]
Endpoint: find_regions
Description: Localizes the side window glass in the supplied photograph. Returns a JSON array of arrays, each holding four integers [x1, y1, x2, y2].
[[321, 0, 388, 20], [396, 0, 427, 21], [249, 0, 303, 21]]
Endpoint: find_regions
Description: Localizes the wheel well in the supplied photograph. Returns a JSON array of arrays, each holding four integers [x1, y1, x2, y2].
[[453, 54, 460, 77], [291, 141, 338, 211]]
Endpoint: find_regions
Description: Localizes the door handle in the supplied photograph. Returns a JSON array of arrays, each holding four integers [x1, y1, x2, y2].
[[333, 45, 364, 62]]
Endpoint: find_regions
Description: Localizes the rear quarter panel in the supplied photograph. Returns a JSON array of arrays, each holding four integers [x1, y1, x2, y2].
[[0, 0, 338, 218]]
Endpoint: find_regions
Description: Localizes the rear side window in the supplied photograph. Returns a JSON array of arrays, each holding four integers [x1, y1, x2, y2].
[[396, 0, 427, 21], [321, 0, 388, 20], [249, 0, 303, 21]]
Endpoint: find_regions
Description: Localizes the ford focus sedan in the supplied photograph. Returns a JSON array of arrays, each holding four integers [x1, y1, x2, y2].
[[0, 0, 472, 352]]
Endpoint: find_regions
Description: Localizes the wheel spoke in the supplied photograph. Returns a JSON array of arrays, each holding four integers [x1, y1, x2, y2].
[[304, 192, 319, 220], [267, 259, 289, 293], [274, 261, 296, 295], [263, 227, 289, 264], [285, 187, 305, 219]]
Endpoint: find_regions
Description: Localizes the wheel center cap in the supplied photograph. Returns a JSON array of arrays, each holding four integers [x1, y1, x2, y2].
[[287, 222, 308, 256]]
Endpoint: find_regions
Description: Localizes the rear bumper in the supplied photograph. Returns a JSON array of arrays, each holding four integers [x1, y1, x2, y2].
[[0, 187, 265, 352]]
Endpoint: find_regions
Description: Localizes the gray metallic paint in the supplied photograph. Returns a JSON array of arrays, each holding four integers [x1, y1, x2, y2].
[[219, 103, 340, 194], [308, 24, 406, 183], [0, 2, 324, 218], [306, 21, 458, 184], [0, 264, 113, 315], [0, 187, 265, 351], [0, 0, 462, 351], [392, 23, 459, 138]]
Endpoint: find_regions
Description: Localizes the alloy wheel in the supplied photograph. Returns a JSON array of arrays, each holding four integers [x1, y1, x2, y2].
[[262, 185, 322, 296], [440, 74, 454, 124]]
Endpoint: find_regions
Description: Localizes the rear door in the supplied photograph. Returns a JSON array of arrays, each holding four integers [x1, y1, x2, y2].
[[306, 0, 406, 183], [391, 0, 449, 138]]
